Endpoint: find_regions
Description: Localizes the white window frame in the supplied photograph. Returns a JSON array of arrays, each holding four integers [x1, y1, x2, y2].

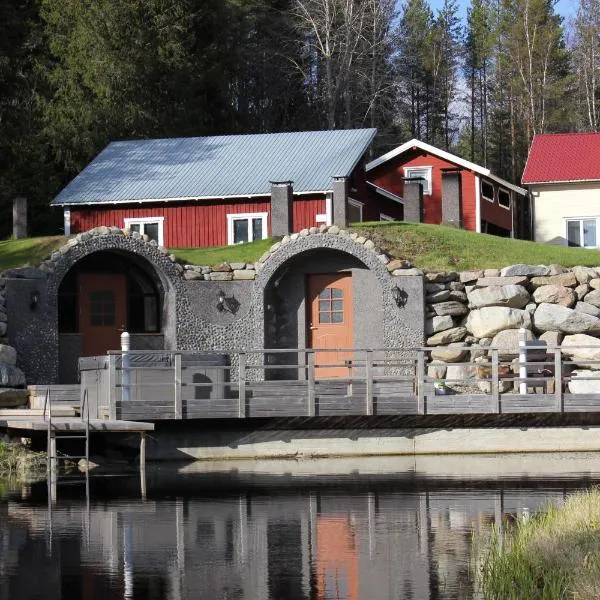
[[380, 213, 395, 222], [227, 212, 268, 245], [404, 166, 432, 195], [565, 217, 600, 248], [124, 216, 165, 246], [497, 187, 511, 210], [481, 180, 495, 203], [347, 198, 364, 222]]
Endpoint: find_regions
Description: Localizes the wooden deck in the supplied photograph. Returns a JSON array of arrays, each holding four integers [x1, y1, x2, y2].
[[73, 346, 600, 422], [0, 416, 154, 433]]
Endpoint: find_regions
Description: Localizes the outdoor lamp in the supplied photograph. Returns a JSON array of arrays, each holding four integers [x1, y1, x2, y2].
[[216, 290, 226, 312], [391, 285, 407, 308]]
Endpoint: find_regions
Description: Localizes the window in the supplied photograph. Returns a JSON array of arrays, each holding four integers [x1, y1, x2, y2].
[[124, 217, 164, 246], [481, 181, 495, 203], [404, 166, 432, 195], [318, 288, 344, 323], [89, 291, 115, 326], [347, 198, 363, 223], [498, 188, 511, 209], [567, 218, 598, 247], [227, 212, 268, 245]]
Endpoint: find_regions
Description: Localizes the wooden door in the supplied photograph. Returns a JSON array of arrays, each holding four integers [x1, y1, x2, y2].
[[79, 273, 127, 356], [307, 273, 353, 378]]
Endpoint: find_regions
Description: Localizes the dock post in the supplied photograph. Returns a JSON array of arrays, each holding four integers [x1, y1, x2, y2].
[[139, 432, 146, 500], [519, 327, 528, 395], [365, 350, 374, 416], [121, 331, 131, 403]]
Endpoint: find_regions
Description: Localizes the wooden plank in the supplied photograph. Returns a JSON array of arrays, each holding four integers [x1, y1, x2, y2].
[[365, 350, 373, 416], [174, 353, 182, 420], [307, 352, 315, 417], [417, 352, 425, 414], [238, 353, 246, 418], [108, 355, 117, 420]]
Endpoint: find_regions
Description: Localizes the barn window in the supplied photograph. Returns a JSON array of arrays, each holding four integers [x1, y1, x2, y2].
[[498, 188, 511, 209], [124, 217, 164, 246], [227, 212, 268, 245], [481, 181, 495, 202], [404, 166, 432, 195]]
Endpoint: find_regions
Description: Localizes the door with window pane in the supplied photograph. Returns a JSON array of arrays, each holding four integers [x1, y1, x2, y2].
[[307, 273, 353, 378], [79, 273, 127, 356]]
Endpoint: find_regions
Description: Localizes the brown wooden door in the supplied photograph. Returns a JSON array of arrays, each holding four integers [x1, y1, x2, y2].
[[307, 273, 353, 378], [79, 273, 127, 356]]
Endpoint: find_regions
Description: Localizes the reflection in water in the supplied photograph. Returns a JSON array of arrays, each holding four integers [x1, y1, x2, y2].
[[2, 453, 600, 600]]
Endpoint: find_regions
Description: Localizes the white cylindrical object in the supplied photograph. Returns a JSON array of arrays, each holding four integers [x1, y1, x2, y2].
[[518, 327, 527, 395], [121, 330, 131, 402]]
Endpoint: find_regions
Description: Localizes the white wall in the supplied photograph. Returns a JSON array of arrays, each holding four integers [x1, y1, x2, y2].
[[533, 181, 600, 245]]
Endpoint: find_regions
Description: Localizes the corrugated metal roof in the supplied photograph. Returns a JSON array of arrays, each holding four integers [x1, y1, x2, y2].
[[522, 132, 600, 184], [52, 129, 377, 206]]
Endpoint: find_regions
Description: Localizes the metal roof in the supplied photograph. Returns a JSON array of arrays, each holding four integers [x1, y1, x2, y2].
[[51, 129, 377, 206]]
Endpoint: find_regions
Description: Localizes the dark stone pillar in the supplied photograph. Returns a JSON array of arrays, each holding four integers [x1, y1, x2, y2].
[[403, 181, 423, 222], [12, 197, 27, 239], [270, 181, 293, 237], [441, 171, 462, 227], [333, 176, 349, 227]]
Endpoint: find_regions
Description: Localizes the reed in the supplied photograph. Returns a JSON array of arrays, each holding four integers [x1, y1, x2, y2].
[[0, 440, 45, 477], [475, 489, 600, 599]]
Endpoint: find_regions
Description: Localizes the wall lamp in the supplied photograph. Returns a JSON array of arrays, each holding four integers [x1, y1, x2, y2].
[[216, 290, 226, 312], [29, 290, 40, 311], [216, 290, 241, 314], [391, 285, 408, 308]]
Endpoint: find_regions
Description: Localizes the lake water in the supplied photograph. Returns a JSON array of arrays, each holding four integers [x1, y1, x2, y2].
[[2, 453, 600, 600]]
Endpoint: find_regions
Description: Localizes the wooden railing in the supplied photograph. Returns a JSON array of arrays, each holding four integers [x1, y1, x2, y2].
[[78, 345, 600, 421]]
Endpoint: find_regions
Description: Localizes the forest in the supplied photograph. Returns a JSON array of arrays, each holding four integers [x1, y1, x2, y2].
[[0, 0, 596, 238]]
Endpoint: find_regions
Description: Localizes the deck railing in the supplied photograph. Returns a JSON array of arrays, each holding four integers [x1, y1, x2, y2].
[[78, 345, 600, 421]]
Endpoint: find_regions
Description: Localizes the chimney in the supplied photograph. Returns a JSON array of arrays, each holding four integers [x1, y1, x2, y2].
[[270, 181, 293, 237], [332, 176, 349, 227], [12, 197, 27, 239]]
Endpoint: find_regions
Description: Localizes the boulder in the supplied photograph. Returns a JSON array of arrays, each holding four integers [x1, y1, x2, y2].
[[561, 334, 600, 367], [467, 285, 530, 309], [573, 266, 599, 284], [532, 285, 576, 308], [465, 307, 531, 338], [425, 283, 447, 294], [529, 272, 577, 288], [431, 301, 469, 317], [491, 328, 534, 359], [426, 290, 451, 303], [427, 361, 447, 379], [425, 315, 454, 335], [448, 290, 468, 303], [430, 343, 469, 362], [475, 276, 529, 287], [484, 268, 500, 277], [500, 264, 550, 277], [477, 379, 513, 394], [548, 264, 570, 275], [0, 323, 6, 337], [426, 326, 468, 346], [533, 303, 600, 335], [574, 301, 600, 317], [449, 282, 465, 291], [568, 370, 600, 394], [459, 270, 483, 283], [446, 364, 478, 383], [0, 388, 28, 408], [0, 345, 16, 366], [183, 270, 203, 280], [539, 331, 564, 347], [590, 278, 600, 290], [582, 289, 600, 308], [574, 284, 590, 300], [0, 364, 25, 388]]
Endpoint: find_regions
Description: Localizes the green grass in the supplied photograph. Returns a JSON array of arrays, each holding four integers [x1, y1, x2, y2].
[[169, 238, 274, 266], [476, 489, 600, 599], [0, 236, 67, 271], [0, 441, 45, 477]]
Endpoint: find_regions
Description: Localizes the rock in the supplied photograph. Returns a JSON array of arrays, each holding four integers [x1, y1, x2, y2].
[[206, 272, 233, 281], [0, 388, 28, 407], [475, 276, 529, 287], [561, 334, 600, 367], [533, 303, 600, 335], [426, 327, 468, 346], [464, 336, 478, 344], [448, 290, 468, 303], [232, 269, 256, 280], [425, 283, 447, 294], [491, 328, 534, 358], [573, 266, 600, 284], [426, 290, 451, 304], [427, 361, 447, 379], [568, 370, 600, 394], [229, 262, 246, 270], [212, 263, 232, 272], [467, 285, 530, 309], [430, 342, 468, 362], [387, 258, 412, 271], [183, 270, 203, 280], [582, 289, 600, 308], [529, 273, 577, 288], [425, 315, 454, 335], [574, 284, 590, 300], [459, 270, 483, 283], [394, 268, 423, 276], [449, 282, 465, 291], [446, 364, 478, 383], [0, 364, 25, 388], [0, 345, 16, 366], [425, 272, 446, 283], [484, 268, 500, 277], [0, 323, 6, 337], [539, 331, 564, 347], [431, 301, 468, 317], [477, 379, 513, 394], [466, 307, 532, 338], [532, 285, 576, 307], [500, 264, 550, 277], [78, 458, 100, 471], [590, 279, 600, 290], [575, 301, 600, 317], [470, 344, 487, 360], [548, 264, 570, 276], [525, 303, 537, 314]]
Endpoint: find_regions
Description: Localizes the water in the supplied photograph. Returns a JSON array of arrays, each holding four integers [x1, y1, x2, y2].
[[2, 453, 600, 600]]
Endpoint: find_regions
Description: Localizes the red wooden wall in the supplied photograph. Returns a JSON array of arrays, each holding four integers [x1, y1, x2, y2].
[[70, 195, 326, 248]]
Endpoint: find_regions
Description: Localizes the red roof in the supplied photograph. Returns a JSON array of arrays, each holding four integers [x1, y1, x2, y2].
[[522, 132, 600, 184]]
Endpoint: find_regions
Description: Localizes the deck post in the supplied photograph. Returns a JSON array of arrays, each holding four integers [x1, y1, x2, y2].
[[307, 351, 316, 417], [238, 353, 246, 418], [554, 348, 563, 412], [491, 348, 500, 412], [108, 354, 117, 420], [139, 432, 146, 499], [365, 350, 374, 416], [174, 353, 182, 419], [416, 350, 425, 414]]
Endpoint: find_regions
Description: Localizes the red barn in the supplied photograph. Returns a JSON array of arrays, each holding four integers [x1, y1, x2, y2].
[[51, 129, 377, 248], [365, 139, 530, 238]]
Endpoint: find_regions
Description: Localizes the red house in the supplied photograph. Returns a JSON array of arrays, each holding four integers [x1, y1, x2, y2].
[[51, 129, 377, 248], [365, 139, 530, 238]]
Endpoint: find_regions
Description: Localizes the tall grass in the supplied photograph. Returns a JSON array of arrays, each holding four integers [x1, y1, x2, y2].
[[0, 441, 45, 477], [476, 489, 600, 599]]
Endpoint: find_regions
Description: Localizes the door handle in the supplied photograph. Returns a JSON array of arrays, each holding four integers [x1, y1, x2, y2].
[[309, 325, 317, 330]]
